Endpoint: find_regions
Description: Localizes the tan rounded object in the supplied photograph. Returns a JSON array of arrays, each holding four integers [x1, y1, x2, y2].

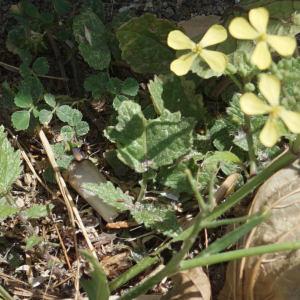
[[67, 160, 119, 222]]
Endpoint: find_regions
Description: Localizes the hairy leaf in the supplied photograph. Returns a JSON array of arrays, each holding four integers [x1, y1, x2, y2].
[[23, 204, 54, 219]]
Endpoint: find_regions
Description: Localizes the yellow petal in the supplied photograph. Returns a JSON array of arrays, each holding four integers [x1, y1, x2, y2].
[[240, 92, 272, 115], [199, 25, 227, 48], [229, 17, 260, 39], [279, 109, 300, 133], [168, 30, 196, 50], [258, 75, 280, 106], [250, 41, 272, 70], [170, 52, 197, 76], [267, 35, 296, 56], [249, 7, 269, 34], [200, 49, 228, 73], [259, 116, 279, 147]]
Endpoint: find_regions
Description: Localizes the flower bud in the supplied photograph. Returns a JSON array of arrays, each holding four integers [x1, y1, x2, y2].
[[244, 83, 255, 92], [226, 63, 237, 74]]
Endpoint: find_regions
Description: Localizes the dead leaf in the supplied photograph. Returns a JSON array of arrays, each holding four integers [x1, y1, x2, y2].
[[106, 221, 139, 229], [178, 15, 221, 39], [218, 161, 300, 300], [161, 267, 211, 300]]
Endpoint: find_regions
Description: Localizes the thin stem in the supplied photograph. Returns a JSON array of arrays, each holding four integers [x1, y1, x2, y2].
[[225, 71, 243, 93], [136, 174, 148, 202], [244, 114, 257, 177], [292, 134, 300, 154]]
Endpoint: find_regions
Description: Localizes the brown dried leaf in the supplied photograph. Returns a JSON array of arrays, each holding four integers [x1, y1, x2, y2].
[[218, 161, 300, 300], [161, 267, 211, 300]]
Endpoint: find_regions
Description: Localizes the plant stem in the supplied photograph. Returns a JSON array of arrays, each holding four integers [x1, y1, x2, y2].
[[244, 114, 257, 177], [225, 71, 243, 93], [136, 174, 148, 202]]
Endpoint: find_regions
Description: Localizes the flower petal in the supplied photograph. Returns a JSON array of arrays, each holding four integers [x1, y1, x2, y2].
[[168, 30, 196, 50], [267, 35, 296, 56], [229, 17, 260, 39], [200, 49, 228, 73], [280, 109, 300, 133], [259, 116, 279, 147], [240, 92, 271, 115], [170, 52, 197, 76], [199, 25, 227, 48], [250, 41, 272, 70], [258, 75, 280, 106], [249, 7, 269, 34]]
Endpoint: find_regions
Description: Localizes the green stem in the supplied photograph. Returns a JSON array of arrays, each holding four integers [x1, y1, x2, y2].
[[292, 135, 300, 154], [244, 114, 257, 177], [109, 150, 297, 292], [225, 71, 243, 93], [136, 174, 148, 202], [179, 241, 300, 271]]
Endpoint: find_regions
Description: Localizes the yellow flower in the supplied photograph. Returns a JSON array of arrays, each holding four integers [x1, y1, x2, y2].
[[167, 25, 228, 76], [240, 75, 300, 147], [229, 7, 296, 70]]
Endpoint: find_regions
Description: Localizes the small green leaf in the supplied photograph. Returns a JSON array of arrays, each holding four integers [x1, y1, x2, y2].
[[61, 125, 74, 140], [57, 105, 73, 122], [57, 31, 71, 41], [39, 109, 53, 125], [57, 155, 74, 171], [51, 143, 65, 159], [25, 3, 38, 18], [68, 109, 82, 126], [44, 93, 56, 107], [19, 76, 43, 104], [39, 12, 53, 24], [23, 204, 54, 219], [204, 151, 246, 170], [43, 165, 56, 184], [32, 57, 49, 75], [2, 89, 15, 107], [76, 121, 89, 136], [84, 73, 109, 98], [80, 250, 110, 300], [113, 95, 129, 110], [121, 78, 139, 96], [11, 111, 31, 130], [53, 0, 70, 14], [0, 199, 20, 221], [14, 91, 33, 108], [17, 49, 32, 65], [106, 78, 121, 94], [25, 235, 43, 250], [19, 64, 32, 78]]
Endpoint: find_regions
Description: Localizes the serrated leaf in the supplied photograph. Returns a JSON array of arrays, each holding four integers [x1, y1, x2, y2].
[[116, 13, 177, 74], [84, 73, 109, 98], [19, 76, 43, 105], [53, 0, 70, 14], [76, 121, 89, 136], [57, 105, 73, 122], [61, 125, 74, 140], [80, 250, 110, 300], [23, 204, 54, 219], [106, 78, 121, 94], [11, 110, 30, 130], [25, 235, 43, 250], [32, 57, 49, 75], [149, 73, 206, 121], [44, 93, 56, 107], [0, 198, 20, 221], [14, 91, 33, 108], [121, 78, 139, 96], [113, 95, 129, 110], [17, 49, 32, 65], [131, 201, 182, 237], [84, 181, 133, 211], [68, 109, 82, 126], [39, 12, 53, 24], [25, 3, 38, 18], [0, 127, 22, 195], [19, 64, 32, 78], [73, 9, 110, 70], [104, 101, 196, 173], [39, 109, 53, 125], [82, 0, 105, 22]]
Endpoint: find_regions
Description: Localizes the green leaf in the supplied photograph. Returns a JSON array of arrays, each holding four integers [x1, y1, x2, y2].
[[17, 49, 32, 66], [68, 109, 82, 126], [80, 250, 110, 300], [76, 121, 89, 136], [116, 13, 177, 74], [19, 76, 43, 105], [121, 78, 139, 96], [8, 26, 26, 48], [11, 111, 31, 130], [113, 95, 129, 110], [73, 9, 110, 70], [106, 78, 121, 94], [32, 57, 49, 75], [23, 204, 54, 219], [39, 109, 53, 125], [57, 105, 73, 122], [53, 0, 70, 14], [25, 235, 43, 250], [61, 125, 74, 140], [25, 3, 38, 18], [14, 91, 33, 108], [0, 126, 22, 195], [84, 73, 109, 98], [131, 201, 182, 237], [39, 12, 53, 24], [149, 73, 206, 121], [44, 93, 56, 107], [10, 2, 31, 24], [51, 143, 65, 159], [204, 151, 245, 169], [57, 155, 74, 171], [19, 64, 32, 78], [2, 89, 15, 107], [43, 165, 56, 184], [104, 101, 196, 173], [82, 0, 104, 22], [0, 205, 20, 222], [57, 31, 71, 41]]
